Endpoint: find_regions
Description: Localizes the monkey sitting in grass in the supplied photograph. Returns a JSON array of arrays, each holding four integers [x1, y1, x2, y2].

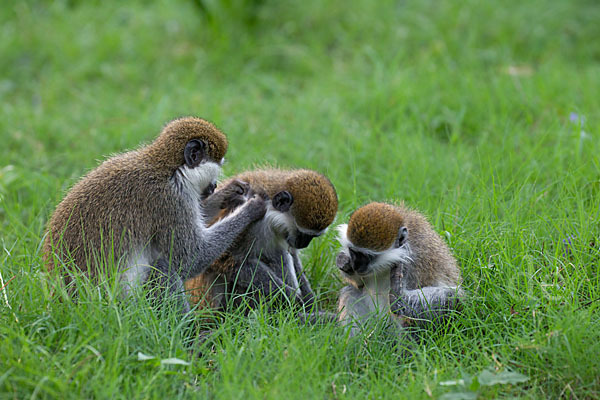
[[185, 168, 338, 313], [336, 202, 463, 338], [43, 117, 266, 314]]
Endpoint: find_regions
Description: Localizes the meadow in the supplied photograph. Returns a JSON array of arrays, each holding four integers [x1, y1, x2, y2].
[[1, 0, 599, 398]]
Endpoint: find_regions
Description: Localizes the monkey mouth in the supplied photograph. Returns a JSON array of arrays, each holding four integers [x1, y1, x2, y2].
[[286, 232, 317, 249], [335, 248, 375, 275]]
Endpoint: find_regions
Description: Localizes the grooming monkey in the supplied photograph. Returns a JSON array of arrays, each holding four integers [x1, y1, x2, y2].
[[336, 202, 462, 337], [43, 117, 266, 313], [185, 168, 338, 312]]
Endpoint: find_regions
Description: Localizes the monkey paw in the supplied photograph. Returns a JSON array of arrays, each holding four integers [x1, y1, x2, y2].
[[219, 179, 252, 210], [245, 194, 267, 221], [335, 252, 352, 272]]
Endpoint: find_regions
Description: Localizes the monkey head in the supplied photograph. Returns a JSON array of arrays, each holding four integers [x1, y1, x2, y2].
[[144, 117, 228, 197], [226, 169, 338, 249], [269, 170, 338, 249], [336, 202, 411, 282]]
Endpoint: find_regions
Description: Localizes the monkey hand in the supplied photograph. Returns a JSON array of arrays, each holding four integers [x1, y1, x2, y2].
[[219, 179, 252, 210], [244, 193, 267, 221], [390, 264, 405, 294], [335, 252, 352, 273]]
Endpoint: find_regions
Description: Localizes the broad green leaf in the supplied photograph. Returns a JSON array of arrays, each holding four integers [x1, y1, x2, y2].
[[160, 357, 190, 366], [478, 370, 529, 386], [137, 352, 156, 361]]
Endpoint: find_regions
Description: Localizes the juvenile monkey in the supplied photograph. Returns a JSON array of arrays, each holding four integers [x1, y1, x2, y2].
[[185, 168, 338, 312], [336, 202, 462, 337], [43, 117, 266, 313]]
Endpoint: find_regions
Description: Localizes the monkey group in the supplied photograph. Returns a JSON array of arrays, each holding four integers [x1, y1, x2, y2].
[[43, 117, 463, 344]]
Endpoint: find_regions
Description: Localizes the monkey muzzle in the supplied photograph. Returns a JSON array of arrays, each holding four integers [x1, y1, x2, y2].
[[336, 249, 374, 275], [289, 232, 317, 249], [336, 252, 353, 273]]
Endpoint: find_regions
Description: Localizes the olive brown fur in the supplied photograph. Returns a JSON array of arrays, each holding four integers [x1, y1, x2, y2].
[[43, 117, 266, 314]]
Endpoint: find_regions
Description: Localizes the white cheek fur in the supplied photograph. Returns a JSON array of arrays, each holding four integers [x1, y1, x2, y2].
[[335, 223, 413, 277], [178, 162, 221, 197], [264, 206, 295, 238]]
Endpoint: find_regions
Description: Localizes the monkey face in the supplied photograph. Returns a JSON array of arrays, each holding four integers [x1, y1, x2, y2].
[[336, 222, 410, 282], [200, 180, 217, 200], [270, 190, 323, 249], [336, 248, 375, 275]]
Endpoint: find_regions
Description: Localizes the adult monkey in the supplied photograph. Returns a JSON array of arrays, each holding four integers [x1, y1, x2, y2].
[[43, 117, 266, 313], [336, 202, 463, 337]]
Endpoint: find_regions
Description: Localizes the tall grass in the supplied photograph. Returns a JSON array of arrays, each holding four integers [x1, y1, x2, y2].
[[1, 0, 599, 398]]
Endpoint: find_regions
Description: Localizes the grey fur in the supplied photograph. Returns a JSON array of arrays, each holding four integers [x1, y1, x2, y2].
[[336, 251, 405, 339]]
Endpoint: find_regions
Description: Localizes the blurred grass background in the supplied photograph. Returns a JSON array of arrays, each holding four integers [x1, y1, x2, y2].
[[1, 0, 599, 398]]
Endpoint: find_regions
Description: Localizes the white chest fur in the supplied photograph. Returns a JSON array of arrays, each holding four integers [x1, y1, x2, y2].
[[284, 252, 300, 292]]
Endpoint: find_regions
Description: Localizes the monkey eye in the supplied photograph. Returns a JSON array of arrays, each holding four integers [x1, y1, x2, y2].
[[184, 139, 206, 167]]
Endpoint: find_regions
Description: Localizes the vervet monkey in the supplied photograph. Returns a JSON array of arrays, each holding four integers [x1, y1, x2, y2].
[[185, 168, 338, 312], [43, 117, 266, 313], [336, 202, 462, 337]]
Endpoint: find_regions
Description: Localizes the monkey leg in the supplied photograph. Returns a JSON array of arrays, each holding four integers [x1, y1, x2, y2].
[[298, 310, 338, 325], [290, 251, 316, 308], [390, 286, 462, 324], [148, 257, 191, 315], [232, 259, 304, 305]]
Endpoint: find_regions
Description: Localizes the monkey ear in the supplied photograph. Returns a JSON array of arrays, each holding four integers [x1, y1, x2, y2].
[[184, 139, 206, 167], [272, 190, 293, 212], [395, 226, 408, 248]]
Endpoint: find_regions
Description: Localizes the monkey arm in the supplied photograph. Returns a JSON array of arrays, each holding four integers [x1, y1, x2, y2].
[[175, 196, 266, 280], [232, 258, 304, 303], [154, 192, 265, 282], [390, 286, 462, 323], [290, 250, 316, 308]]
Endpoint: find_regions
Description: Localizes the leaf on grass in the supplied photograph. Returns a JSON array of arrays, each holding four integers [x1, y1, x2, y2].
[[440, 392, 478, 400], [478, 370, 529, 386], [160, 357, 190, 366], [439, 379, 465, 386], [137, 352, 156, 361]]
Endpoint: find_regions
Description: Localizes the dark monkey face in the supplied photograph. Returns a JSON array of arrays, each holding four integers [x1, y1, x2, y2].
[[336, 248, 375, 275], [291, 231, 318, 249]]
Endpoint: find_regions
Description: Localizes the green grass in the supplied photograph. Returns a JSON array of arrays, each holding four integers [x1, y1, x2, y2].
[[1, 0, 599, 398]]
